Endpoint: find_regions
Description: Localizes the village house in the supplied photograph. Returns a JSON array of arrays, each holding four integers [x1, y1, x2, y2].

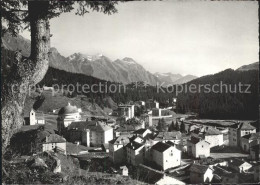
[[126, 140, 145, 166], [115, 117, 145, 136], [229, 122, 256, 147], [146, 100, 159, 109], [189, 124, 200, 133], [106, 118, 116, 127], [187, 136, 210, 158], [42, 134, 66, 154], [109, 135, 131, 164], [152, 131, 182, 145], [27, 109, 45, 125], [57, 103, 81, 134], [140, 113, 153, 127], [66, 120, 113, 147], [229, 123, 240, 146], [228, 158, 252, 173], [120, 166, 128, 176], [136, 101, 145, 106], [152, 108, 171, 118], [151, 142, 181, 170], [152, 108, 162, 117], [189, 164, 214, 183], [118, 104, 135, 120], [200, 127, 224, 148], [133, 128, 153, 138], [240, 132, 260, 152], [249, 144, 260, 161]]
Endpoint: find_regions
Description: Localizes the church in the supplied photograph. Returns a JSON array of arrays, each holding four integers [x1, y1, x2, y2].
[[57, 102, 81, 134]]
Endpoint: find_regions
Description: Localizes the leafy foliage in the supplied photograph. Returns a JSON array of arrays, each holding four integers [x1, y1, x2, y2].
[[1, 0, 119, 36]]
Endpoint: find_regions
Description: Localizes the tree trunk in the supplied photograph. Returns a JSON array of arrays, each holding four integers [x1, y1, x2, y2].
[[1, 1, 50, 154]]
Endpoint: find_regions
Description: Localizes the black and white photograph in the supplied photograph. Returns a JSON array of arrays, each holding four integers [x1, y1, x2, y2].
[[1, 0, 259, 184]]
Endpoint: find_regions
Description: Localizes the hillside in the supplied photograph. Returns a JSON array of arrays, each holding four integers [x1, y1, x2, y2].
[[2, 33, 161, 85], [177, 69, 258, 120], [236, 62, 259, 71]]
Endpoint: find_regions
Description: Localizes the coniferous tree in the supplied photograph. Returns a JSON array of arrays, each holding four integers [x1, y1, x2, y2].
[[180, 121, 186, 133], [175, 121, 180, 131]]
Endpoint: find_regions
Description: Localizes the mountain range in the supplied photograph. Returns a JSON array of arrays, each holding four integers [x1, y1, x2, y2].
[[2, 33, 198, 85], [236, 62, 259, 71]]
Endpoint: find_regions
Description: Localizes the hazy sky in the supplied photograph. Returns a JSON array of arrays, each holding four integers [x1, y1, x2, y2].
[[21, 1, 259, 77]]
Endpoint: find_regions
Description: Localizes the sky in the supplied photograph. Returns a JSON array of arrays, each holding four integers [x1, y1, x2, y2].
[[21, 1, 259, 77]]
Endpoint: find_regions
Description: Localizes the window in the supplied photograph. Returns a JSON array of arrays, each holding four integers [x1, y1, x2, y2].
[[202, 145, 203, 148]]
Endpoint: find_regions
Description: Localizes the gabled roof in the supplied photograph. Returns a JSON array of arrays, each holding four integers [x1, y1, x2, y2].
[[43, 134, 66, 143], [151, 142, 173, 153], [109, 135, 131, 145], [188, 136, 201, 144], [68, 121, 112, 132], [125, 141, 144, 151], [204, 127, 222, 135], [213, 166, 236, 178], [153, 131, 181, 141], [189, 164, 212, 174], [188, 136, 210, 145], [133, 128, 149, 135], [239, 122, 256, 130]]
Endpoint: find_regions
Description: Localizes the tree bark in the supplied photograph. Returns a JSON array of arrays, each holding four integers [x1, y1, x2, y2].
[[1, 1, 50, 153]]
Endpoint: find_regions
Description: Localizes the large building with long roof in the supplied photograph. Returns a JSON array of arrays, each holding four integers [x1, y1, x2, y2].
[[66, 120, 113, 147]]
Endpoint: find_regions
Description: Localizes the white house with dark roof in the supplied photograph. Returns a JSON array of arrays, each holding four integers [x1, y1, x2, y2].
[[118, 104, 135, 120], [42, 134, 66, 154], [187, 136, 210, 158], [66, 120, 113, 146], [189, 164, 214, 183], [126, 141, 145, 166], [228, 158, 252, 173], [109, 134, 132, 164], [201, 127, 223, 148], [151, 141, 181, 170]]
